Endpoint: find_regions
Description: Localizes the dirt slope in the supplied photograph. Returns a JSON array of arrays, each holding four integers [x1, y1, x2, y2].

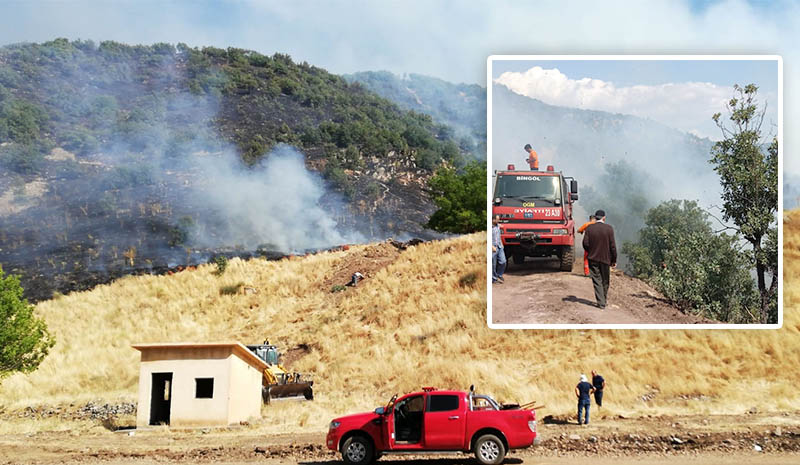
[[492, 258, 714, 325]]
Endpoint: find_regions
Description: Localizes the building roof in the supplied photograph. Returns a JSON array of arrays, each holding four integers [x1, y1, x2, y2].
[[132, 341, 268, 371]]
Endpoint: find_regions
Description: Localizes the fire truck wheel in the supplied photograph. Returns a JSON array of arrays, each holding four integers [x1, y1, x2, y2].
[[559, 245, 574, 272], [304, 387, 314, 400], [474, 434, 506, 465], [512, 254, 525, 265], [341, 435, 374, 465]]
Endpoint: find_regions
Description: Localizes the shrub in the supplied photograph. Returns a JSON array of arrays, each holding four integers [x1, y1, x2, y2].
[[213, 256, 229, 276], [0, 143, 44, 174], [622, 199, 759, 322], [219, 282, 244, 295], [458, 272, 479, 288]]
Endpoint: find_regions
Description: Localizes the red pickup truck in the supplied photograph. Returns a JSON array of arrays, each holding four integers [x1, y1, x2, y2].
[[326, 387, 537, 465]]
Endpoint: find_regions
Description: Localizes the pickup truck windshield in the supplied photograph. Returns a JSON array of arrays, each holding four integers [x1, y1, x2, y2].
[[494, 175, 561, 207]]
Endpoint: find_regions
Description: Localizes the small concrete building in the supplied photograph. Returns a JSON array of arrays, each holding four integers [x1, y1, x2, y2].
[[132, 342, 267, 428]]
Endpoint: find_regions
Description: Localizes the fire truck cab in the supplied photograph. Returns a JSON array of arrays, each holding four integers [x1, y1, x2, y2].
[[492, 165, 578, 271]]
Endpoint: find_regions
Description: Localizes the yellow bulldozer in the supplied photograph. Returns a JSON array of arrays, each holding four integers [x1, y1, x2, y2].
[[247, 342, 314, 404]]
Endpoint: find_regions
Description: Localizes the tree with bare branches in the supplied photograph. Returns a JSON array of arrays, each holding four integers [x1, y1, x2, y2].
[[710, 84, 778, 324]]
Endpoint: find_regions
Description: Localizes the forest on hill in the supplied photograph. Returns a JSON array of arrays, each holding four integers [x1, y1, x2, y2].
[[0, 39, 477, 301], [346, 70, 486, 158]]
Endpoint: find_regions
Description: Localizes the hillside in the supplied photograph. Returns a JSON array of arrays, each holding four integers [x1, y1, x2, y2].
[[346, 71, 486, 158], [491, 83, 720, 218], [1, 232, 799, 436], [0, 39, 467, 301]]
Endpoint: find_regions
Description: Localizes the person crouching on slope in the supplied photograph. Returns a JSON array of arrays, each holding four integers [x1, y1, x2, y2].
[[577, 214, 596, 276]]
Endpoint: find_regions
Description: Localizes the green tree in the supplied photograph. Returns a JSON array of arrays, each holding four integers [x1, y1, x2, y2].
[[1, 266, 55, 380], [0, 143, 44, 174], [710, 84, 778, 324], [426, 161, 486, 234], [0, 99, 48, 145], [622, 200, 758, 322]]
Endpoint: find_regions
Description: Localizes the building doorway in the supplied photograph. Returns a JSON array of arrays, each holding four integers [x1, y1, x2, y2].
[[149, 372, 172, 425]]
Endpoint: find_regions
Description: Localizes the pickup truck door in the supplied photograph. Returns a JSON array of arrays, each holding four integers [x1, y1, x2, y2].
[[423, 393, 466, 449], [386, 395, 425, 451]]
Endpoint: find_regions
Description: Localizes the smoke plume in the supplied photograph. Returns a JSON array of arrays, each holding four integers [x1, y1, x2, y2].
[[189, 144, 361, 252]]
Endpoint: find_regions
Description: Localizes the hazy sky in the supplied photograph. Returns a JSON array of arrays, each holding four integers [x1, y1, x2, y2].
[[493, 59, 779, 140], [0, 0, 796, 171]]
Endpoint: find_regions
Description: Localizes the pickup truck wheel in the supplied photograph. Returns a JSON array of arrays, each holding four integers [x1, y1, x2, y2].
[[474, 434, 506, 465], [342, 435, 374, 465]]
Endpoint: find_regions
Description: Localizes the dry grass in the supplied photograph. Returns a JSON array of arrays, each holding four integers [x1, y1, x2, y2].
[[1, 230, 799, 435]]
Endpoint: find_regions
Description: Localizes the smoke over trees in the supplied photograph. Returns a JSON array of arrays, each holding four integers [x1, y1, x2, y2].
[[580, 160, 657, 255], [345, 71, 487, 160], [622, 84, 778, 324]]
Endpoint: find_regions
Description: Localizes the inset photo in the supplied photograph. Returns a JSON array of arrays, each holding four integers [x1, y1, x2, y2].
[[488, 55, 781, 328]]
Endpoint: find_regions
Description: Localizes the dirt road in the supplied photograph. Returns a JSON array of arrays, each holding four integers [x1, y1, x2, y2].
[[1, 413, 797, 464], [491, 258, 713, 325]]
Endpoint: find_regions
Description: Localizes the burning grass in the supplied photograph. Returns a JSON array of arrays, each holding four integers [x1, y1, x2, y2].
[[1, 231, 799, 435]]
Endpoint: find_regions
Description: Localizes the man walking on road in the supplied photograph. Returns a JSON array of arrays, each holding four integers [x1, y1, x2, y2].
[[582, 210, 616, 309], [492, 215, 506, 284], [592, 370, 605, 407], [576, 374, 595, 425]]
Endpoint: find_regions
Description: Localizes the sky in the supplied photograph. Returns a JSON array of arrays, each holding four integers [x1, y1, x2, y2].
[[492, 59, 779, 140], [0, 0, 796, 170]]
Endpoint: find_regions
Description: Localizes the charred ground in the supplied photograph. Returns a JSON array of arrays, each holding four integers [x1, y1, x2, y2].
[[0, 39, 473, 301]]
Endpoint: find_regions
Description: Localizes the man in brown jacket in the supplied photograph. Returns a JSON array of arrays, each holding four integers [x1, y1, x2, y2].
[[582, 210, 616, 309]]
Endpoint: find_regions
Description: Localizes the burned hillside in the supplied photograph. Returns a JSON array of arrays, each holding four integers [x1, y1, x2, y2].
[[0, 39, 464, 301]]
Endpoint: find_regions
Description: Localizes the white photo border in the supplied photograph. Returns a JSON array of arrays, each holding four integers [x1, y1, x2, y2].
[[486, 54, 783, 330]]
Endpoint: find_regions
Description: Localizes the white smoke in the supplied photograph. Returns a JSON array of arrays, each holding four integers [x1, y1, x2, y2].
[[191, 144, 362, 252]]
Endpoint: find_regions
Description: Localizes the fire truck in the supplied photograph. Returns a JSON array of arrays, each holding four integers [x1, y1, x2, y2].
[[492, 164, 578, 271]]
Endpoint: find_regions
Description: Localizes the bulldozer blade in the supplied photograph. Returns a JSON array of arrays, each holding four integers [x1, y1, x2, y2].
[[263, 382, 314, 404]]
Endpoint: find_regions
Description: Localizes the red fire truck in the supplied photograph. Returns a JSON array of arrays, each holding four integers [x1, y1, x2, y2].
[[492, 165, 579, 271]]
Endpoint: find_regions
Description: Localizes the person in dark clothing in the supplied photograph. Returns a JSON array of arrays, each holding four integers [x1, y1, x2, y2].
[[591, 370, 605, 407], [575, 374, 595, 425], [582, 210, 617, 309]]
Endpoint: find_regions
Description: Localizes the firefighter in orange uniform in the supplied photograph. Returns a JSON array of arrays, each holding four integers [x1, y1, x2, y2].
[[524, 144, 539, 170], [578, 214, 596, 276]]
